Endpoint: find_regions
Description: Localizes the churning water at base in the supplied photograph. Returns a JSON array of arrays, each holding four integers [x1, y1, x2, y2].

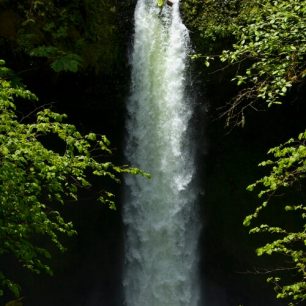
[[123, 0, 200, 305]]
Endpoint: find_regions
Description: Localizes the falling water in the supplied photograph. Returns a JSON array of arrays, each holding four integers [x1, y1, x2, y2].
[[123, 0, 200, 305]]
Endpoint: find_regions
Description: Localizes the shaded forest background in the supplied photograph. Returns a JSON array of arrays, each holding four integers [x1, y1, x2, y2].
[[0, 0, 305, 305]]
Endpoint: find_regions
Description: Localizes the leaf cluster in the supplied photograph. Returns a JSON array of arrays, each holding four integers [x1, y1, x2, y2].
[[183, 1, 306, 304], [0, 60, 145, 297], [244, 131, 306, 304], [183, 0, 306, 127], [0, 0, 126, 73], [182, 0, 242, 46], [221, 0, 306, 107]]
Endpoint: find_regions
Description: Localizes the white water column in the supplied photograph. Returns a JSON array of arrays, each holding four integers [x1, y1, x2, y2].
[[123, 0, 200, 305]]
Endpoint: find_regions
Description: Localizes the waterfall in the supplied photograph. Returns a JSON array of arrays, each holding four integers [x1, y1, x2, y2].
[[123, 0, 200, 305]]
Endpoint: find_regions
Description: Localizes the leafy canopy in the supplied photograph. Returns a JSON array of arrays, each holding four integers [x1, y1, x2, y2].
[[220, 1, 306, 303], [220, 0, 306, 126], [244, 132, 306, 305], [0, 60, 144, 297], [184, 0, 306, 126], [0, 0, 125, 73], [183, 0, 306, 304]]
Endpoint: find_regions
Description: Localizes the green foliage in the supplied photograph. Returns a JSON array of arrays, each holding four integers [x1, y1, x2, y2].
[[244, 132, 306, 304], [0, 60, 145, 297], [15, 0, 85, 72], [0, 0, 127, 73], [184, 0, 306, 127], [221, 0, 306, 107], [184, 2, 306, 303], [182, 0, 242, 46], [50, 53, 82, 73], [224, 1, 306, 303], [30, 46, 82, 73]]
